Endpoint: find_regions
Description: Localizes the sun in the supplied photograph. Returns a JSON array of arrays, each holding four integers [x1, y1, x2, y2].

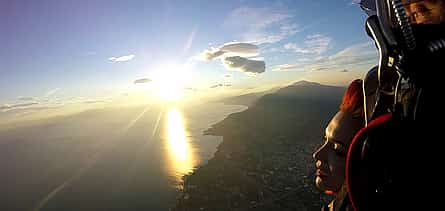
[[152, 63, 189, 101], [160, 85, 182, 101]]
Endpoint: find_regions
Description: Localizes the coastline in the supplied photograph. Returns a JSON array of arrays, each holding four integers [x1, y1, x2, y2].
[[172, 106, 327, 210], [172, 83, 344, 210]]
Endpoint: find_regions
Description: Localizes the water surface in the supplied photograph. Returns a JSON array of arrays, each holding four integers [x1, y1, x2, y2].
[[0, 103, 246, 210]]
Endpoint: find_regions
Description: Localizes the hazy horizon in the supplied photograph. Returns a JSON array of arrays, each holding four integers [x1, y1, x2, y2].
[[0, 102, 246, 210]]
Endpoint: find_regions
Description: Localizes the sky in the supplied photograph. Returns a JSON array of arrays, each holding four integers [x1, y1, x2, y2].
[[1, 0, 378, 123]]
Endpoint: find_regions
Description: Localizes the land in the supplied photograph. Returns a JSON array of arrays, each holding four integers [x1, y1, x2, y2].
[[172, 81, 346, 211], [218, 87, 280, 107]]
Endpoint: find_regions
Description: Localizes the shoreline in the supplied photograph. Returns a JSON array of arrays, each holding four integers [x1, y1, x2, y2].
[[171, 83, 344, 210], [172, 106, 326, 211]]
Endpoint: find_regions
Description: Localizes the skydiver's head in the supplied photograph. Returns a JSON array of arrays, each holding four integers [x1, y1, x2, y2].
[[360, 0, 445, 36], [313, 80, 364, 194], [403, 0, 445, 24], [360, 0, 445, 80]]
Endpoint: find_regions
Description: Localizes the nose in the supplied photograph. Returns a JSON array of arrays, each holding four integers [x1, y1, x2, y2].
[[313, 142, 328, 161], [313, 148, 320, 161]]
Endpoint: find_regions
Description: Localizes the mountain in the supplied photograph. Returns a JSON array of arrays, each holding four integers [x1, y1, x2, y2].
[[173, 81, 346, 211], [274, 80, 342, 100], [291, 80, 321, 86], [219, 87, 280, 107]]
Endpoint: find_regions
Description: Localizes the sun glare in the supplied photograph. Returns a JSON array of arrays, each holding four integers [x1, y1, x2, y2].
[[153, 64, 189, 101]]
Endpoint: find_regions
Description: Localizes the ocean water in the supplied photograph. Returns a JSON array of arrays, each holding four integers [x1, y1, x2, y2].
[[0, 102, 246, 211]]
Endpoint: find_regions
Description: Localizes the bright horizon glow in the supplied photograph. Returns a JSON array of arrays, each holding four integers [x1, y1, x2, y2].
[[1, 0, 377, 125], [152, 63, 190, 102]]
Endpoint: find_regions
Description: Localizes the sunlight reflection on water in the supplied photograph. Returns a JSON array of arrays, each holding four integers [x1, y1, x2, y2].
[[164, 107, 196, 186]]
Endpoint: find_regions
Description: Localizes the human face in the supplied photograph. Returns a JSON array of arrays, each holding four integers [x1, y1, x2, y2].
[[313, 111, 362, 193], [403, 0, 445, 24]]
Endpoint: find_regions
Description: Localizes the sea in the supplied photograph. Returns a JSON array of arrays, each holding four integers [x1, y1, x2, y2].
[[0, 102, 246, 211]]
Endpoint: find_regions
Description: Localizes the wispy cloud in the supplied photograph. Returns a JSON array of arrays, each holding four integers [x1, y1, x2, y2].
[[273, 42, 377, 71], [83, 99, 106, 104], [17, 96, 36, 101], [184, 26, 198, 53], [284, 34, 331, 54], [0, 102, 39, 111], [45, 88, 60, 97], [134, 78, 152, 84], [272, 63, 304, 71], [224, 7, 299, 44], [210, 84, 224, 88], [223, 56, 265, 75], [326, 42, 377, 66], [183, 87, 198, 92], [314, 67, 330, 71], [198, 42, 259, 61], [109, 54, 135, 62]]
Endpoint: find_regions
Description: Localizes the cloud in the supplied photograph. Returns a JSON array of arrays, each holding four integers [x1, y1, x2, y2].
[[314, 67, 329, 71], [198, 42, 266, 76], [272, 63, 304, 71], [134, 78, 152, 84], [224, 7, 299, 44], [327, 42, 377, 66], [210, 84, 224, 88], [284, 34, 331, 54], [198, 42, 266, 75], [199, 49, 225, 61], [83, 100, 106, 104], [17, 96, 36, 101], [0, 105, 63, 120], [109, 54, 135, 62], [184, 26, 198, 52], [0, 102, 39, 111], [198, 42, 259, 61], [272, 42, 377, 72], [223, 56, 265, 75], [221, 42, 259, 56], [45, 88, 60, 97], [183, 87, 198, 91]]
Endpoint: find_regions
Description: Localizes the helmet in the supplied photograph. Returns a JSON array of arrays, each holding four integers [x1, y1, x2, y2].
[[403, 0, 445, 24], [357, 0, 444, 123], [346, 2, 444, 210], [360, 0, 445, 48], [360, 0, 445, 80]]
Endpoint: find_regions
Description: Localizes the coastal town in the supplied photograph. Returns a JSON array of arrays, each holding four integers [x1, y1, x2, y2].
[[172, 82, 343, 211]]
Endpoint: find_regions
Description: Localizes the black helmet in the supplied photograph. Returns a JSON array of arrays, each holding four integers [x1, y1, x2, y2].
[[359, 0, 445, 81], [360, 0, 445, 49], [346, 2, 444, 210]]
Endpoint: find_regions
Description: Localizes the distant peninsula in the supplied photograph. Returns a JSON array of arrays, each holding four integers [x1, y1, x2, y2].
[[172, 81, 346, 211]]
